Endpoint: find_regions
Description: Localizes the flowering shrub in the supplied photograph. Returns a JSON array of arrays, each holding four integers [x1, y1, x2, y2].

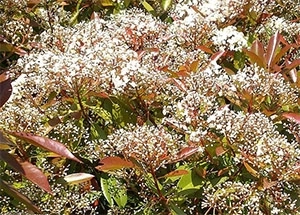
[[1, 0, 300, 214]]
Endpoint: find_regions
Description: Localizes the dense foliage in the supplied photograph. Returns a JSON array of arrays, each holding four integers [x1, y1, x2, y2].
[[1, 0, 300, 214]]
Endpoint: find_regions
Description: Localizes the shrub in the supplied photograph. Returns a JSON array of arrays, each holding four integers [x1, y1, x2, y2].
[[1, 0, 300, 214]]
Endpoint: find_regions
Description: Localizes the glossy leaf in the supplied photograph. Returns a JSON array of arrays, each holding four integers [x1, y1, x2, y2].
[[172, 147, 200, 162], [0, 180, 41, 213], [210, 50, 226, 63], [161, 0, 172, 11], [282, 112, 300, 124], [96, 156, 134, 171], [9, 132, 82, 163], [272, 45, 291, 67], [0, 73, 12, 108], [266, 31, 280, 68], [243, 161, 258, 178], [100, 177, 113, 206], [162, 169, 189, 178], [62, 173, 95, 185], [215, 146, 227, 156], [243, 49, 265, 68], [284, 59, 300, 72], [250, 40, 265, 61], [288, 68, 298, 83], [141, 1, 155, 14], [0, 150, 52, 193], [0, 42, 15, 52], [170, 202, 186, 215]]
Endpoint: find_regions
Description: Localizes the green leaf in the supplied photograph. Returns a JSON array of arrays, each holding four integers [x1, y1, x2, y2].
[[9, 132, 82, 163], [0, 150, 52, 194], [0, 180, 41, 213], [161, 0, 172, 11], [141, 0, 155, 15], [170, 202, 187, 215], [100, 177, 113, 206], [111, 178, 127, 208], [177, 169, 204, 196]]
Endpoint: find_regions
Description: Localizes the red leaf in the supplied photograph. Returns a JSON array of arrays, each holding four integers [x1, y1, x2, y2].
[[243, 49, 265, 68], [9, 132, 82, 163], [215, 146, 227, 156], [196, 45, 214, 54], [272, 45, 291, 67], [0, 73, 12, 108], [285, 59, 300, 72], [0, 150, 52, 194], [250, 40, 265, 62], [0, 180, 41, 213], [96, 156, 134, 171], [210, 50, 226, 63], [162, 169, 189, 178], [282, 112, 300, 124], [173, 147, 200, 162], [86, 91, 110, 99], [266, 31, 281, 68]]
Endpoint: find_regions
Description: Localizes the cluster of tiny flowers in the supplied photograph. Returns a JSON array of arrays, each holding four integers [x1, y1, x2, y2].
[[202, 180, 298, 214], [212, 26, 248, 51], [256, 16, 300, 42], [162, 61, 231, 132], [18, 181, 101, 214], [0, 20, 34, 46], [230, 64, 299, 106], [207, 107, 299, 177], [171, 0, 247, 23], [101, 124, 187, 169]]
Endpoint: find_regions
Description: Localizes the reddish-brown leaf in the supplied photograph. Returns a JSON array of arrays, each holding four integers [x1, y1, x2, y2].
[[266, 31, 281, 68], [173, 147, 200, 162], [243, 161, 258, 178], [86, 91, 109, 99], [210, 50, 226, 63], [215, 146, 227, 156], [0, 180, 41, 213], [0, 73, 12, 108], [272, 45, 291, 67], [285, 59, 300, 72], [282, 112, 300, 124], [218, 167, 230, 176], [96, 156, 134, 171], [9, 132, 82, 163], [162, 169, 189, 178], [0, 150, 52, 194], [196, 45, 214, 54], [262, 178, 277, 189], [243, 49, 265, 68], [250, 40, 265, 63]]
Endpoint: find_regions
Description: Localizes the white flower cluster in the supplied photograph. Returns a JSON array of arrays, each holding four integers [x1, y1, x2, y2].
[[256, 16, 300, 41], [212, 26, 248, 51], [207, 107, 299, 178], [231, 65, 299, 105], [202, 181, 298, 214], [171, 0, 247, 23], [101, 124, 188, 169]]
